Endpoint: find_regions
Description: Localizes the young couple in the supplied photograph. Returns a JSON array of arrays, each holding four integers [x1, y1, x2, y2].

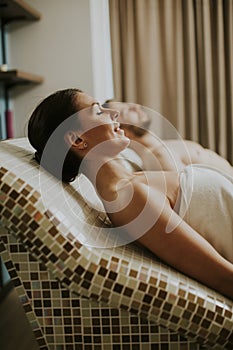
[[28, 88, 233, 299]]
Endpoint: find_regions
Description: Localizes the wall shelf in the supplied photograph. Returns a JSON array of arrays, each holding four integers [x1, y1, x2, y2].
[[0, 0, 43, 88], [0, 69, 44, 88], [0, 0, 41, 23], [0, 0, 43, 138]]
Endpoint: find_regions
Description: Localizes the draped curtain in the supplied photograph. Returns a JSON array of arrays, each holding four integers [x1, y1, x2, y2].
[[109, 0, 233, 163]]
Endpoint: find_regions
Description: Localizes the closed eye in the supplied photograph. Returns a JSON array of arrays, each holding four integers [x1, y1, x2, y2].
[[92, 102, 104, 116]]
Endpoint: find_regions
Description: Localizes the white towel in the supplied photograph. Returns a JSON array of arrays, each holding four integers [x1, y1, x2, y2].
[[177, 164, 233, 263]]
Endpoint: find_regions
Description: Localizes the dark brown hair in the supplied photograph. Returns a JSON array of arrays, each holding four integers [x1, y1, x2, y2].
[[28, 88, 83, 182]]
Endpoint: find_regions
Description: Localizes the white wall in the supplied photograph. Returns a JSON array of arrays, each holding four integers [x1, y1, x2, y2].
[[7, 0, 114, 137], [89, 0, 114, 102]]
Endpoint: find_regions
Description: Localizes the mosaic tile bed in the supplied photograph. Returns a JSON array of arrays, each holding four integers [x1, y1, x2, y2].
[[0, 138, 233, 349], [0, 226, 200, 350]]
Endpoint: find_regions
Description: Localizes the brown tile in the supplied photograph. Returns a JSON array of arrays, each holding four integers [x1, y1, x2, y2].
[[215, 314, 224, 325], [148, 285, 157, 295], [6, 198, 14, 209], [22, 188, 30, 197], [114, 283, 123, 293], [2, 183, 11, 193], [177, 298, 186, 307], [123, 287, 133, 297], [9, 189, 19, 200], [59, 251, 69, 262], [129, 269, 137, 278], [138, 282, 147, 292], [18, 196, 27, 207]]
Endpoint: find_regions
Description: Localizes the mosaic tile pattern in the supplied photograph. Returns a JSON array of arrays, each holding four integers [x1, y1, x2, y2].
[[0, 138, 233, 350], [0, 225, 200, 350], [0, 230, 49, 349]]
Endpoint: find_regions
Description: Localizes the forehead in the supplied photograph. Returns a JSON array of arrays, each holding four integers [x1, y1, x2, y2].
[[76, 92, 98, 109]]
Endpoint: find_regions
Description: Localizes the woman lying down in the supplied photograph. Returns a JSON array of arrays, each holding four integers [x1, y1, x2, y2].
[[28, 88, 233, 299]]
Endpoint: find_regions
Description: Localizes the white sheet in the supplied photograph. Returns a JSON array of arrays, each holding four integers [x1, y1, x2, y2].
[[177, 164, 233, 263]]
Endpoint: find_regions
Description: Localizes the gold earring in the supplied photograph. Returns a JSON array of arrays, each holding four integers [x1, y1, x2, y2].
[[84, 142, 88, 149]]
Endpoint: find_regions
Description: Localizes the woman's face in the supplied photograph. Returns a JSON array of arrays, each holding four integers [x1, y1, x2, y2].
[[75, 93, 130, 154]]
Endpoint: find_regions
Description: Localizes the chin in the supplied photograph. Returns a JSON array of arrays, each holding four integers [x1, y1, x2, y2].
[[120, 135, 130, 149]]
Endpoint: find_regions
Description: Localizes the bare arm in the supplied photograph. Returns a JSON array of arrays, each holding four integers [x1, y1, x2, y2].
[[111, 183, 233, 299]]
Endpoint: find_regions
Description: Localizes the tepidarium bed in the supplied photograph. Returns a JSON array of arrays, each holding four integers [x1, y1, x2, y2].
[[0, 137, 232, 350]]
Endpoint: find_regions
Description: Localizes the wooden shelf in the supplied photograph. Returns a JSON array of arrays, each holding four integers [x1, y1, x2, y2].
[[0, 69, 44, 88], [0, 0, 43, 138], [0, 0, 41, 23]]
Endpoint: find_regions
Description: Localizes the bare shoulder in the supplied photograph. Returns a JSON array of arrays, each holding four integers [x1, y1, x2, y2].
[[108, 179, 169, 228]]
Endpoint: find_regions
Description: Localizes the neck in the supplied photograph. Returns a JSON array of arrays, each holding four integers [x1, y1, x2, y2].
[[81, 155, 132, 200]]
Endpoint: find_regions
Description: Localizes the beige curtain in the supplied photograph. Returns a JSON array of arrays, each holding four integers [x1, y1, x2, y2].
[[109, 0, 233, 163]]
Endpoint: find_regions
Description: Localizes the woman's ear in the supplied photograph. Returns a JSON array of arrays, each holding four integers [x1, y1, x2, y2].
[[64, 131, 87, 150], [64, 131, 77, 146]]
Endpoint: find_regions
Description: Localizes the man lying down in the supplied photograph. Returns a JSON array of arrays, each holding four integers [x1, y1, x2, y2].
[[104, 101, 233, 176]]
